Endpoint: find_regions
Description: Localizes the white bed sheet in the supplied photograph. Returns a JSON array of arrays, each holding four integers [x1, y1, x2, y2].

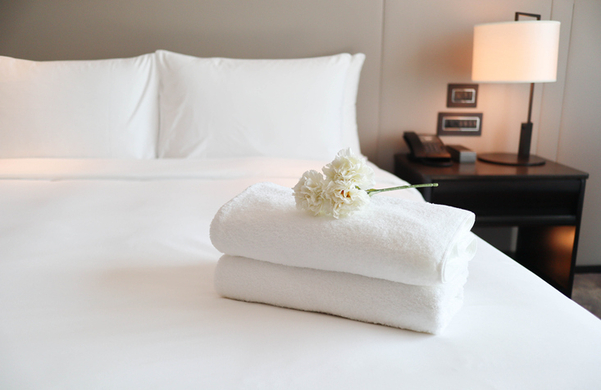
[[1, 158, 600, 389]]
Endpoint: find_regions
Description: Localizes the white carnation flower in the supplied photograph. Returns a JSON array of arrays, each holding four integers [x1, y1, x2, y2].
[[293, 148, 437, 219], [293, 170, 327, 216], [322, 180, 370, 219], [322, 148, 375, 190]]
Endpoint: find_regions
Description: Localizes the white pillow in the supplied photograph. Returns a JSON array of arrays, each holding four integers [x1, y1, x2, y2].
[[156, 50, 364, 160], [0, 54, 158, 158]]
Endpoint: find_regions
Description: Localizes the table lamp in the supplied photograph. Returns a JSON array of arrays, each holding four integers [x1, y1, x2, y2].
[[472, 12, 560, 166]]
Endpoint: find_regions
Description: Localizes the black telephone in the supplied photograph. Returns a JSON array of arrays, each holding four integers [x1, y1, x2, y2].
[[403, 131, 452, 167]]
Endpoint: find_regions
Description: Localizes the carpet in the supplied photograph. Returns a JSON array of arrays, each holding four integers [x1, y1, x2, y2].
[[572, 273, 601, 320]]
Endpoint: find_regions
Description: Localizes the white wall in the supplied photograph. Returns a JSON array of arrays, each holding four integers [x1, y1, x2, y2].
[[0, 0, 599, 265], [376, 0, 557, 171]]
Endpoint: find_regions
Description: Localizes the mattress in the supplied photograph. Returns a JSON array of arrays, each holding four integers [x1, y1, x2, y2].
[[1, 157, 600, 389]]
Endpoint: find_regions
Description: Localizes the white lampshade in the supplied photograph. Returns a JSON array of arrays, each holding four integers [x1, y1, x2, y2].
[[472, 20, 560, 83]]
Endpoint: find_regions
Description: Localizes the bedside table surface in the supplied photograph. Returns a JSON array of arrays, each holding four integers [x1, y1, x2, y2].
[[394, 153, 588, 181]]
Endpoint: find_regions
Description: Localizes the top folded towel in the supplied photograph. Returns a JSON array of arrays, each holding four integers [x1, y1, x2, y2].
[[210, 182, 476, 286]]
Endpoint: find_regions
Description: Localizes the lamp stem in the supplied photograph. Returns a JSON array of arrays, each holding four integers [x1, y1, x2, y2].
[[518, 82, 536, 158], [527, 82, 535, 124]]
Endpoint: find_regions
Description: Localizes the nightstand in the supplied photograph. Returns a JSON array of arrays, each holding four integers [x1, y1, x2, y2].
[[394, 153, 588, 297]]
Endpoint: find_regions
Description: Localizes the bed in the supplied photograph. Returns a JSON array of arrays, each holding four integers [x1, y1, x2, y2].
[[1, 51, 601, 389]]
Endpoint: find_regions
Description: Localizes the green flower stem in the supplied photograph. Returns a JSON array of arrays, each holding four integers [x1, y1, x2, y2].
[[365, 183, 438, 196]]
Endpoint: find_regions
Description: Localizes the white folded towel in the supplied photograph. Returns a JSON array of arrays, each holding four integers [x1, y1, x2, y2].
[[215, 255, 467, 334], [210, 182, 476, 286]]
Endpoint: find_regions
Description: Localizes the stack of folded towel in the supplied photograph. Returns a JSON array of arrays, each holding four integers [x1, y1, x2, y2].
[[210, 182, 476, 334]]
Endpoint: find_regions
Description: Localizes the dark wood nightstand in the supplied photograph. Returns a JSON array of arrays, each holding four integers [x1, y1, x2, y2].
[[394, 153, 589, 297]]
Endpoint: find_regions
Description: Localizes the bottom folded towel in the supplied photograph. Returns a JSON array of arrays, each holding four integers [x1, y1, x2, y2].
[[214, 255, 467, 334]]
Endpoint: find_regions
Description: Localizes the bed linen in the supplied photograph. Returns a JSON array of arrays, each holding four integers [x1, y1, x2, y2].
[[0, 54, 158, 159], [1, 157, 601, 389]]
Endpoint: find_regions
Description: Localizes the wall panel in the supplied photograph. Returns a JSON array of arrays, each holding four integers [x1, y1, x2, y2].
[[555, 0, 601, 266]]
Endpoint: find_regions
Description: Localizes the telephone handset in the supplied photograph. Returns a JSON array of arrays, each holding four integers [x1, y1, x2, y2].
[[403, 131, 452, 167]]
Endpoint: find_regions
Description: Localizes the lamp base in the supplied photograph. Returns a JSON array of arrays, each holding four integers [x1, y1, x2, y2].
[[477, 152, 546, 166]]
